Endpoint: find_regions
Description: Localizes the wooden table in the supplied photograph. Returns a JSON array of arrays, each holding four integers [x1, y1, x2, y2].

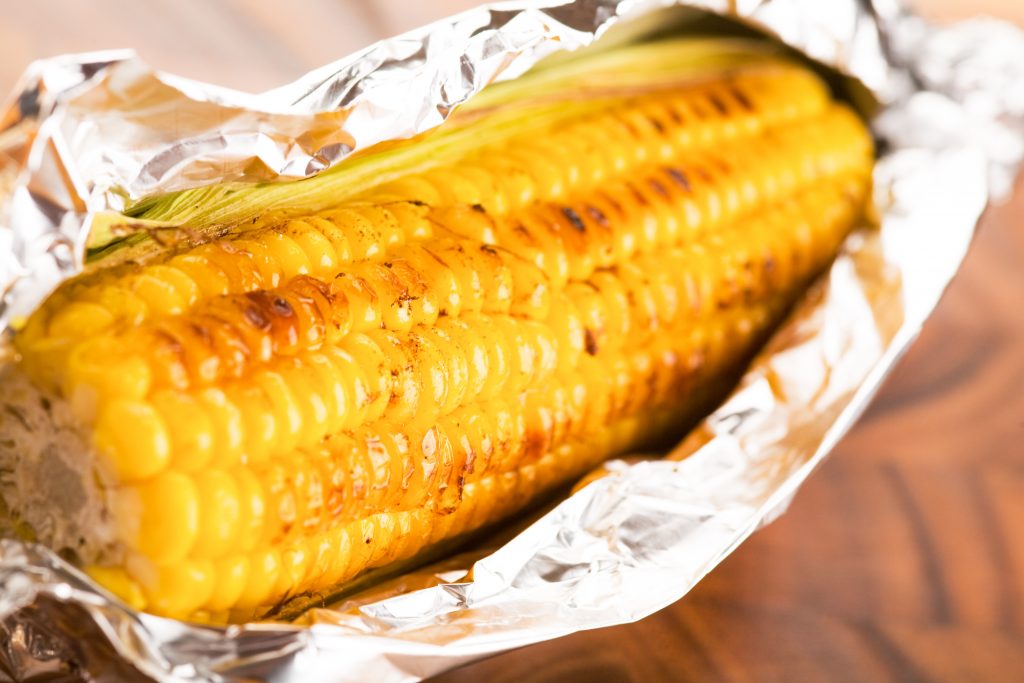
[[2, 2, 1021, 681]]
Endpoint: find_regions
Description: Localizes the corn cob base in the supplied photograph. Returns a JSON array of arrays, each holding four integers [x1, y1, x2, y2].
[[0, 53, 873, 623]]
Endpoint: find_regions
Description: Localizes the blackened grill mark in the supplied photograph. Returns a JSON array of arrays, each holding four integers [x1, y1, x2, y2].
[[561, 206, 586, 232], [620, 117, 640, 139], [297, 275, 334, 300], [666, 106, 682, 125], [189, 323, 214, 345], [647, 115, 665, 134], [272, 297, 294, 317], [665, 167, 692, 192], [154, 329, 184, 355], [243, 303, 272, 331], [729, 85, 754, 111], [507, 220, 541, 249], [480, 244, 499, 255], [523, 428, 551, 463], [471, 203, 486, 213], [245, 291, 297, 333], [708, 94, 728, 115], [585, 204, 609, 228], [647, 178, 669, 200], [626, 182, 650, 207], [596, 190, 624, 217], [583, 328, 599, 356]]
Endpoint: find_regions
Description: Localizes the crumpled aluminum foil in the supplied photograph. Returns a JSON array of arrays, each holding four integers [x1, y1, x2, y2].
[[0, 0, 1020, 681]]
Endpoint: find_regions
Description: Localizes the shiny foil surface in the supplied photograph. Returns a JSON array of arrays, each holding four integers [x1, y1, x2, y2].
[[0, 1, 1021, 681]]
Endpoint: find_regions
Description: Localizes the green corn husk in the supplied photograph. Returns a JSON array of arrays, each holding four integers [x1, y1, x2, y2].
[[88, 38, 785, 258]]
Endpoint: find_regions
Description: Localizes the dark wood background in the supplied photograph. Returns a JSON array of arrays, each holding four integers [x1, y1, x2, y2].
[[2, 2, 1022, 681]]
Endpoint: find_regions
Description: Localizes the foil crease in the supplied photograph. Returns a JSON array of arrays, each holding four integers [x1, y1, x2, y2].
[[0, 0, 1018, 681]]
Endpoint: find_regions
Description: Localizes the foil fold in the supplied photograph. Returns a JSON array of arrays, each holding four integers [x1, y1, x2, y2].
[[0, 1, 1021, 681]]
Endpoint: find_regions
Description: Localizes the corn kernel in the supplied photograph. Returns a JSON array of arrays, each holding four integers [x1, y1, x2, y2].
[[192, 470, 242, 559], [151, 391, 215, 472], [93, 399, 171, 482], [115, 472, 199, 564], [129, 555, 215, 618], [206, 556, 249, 611]]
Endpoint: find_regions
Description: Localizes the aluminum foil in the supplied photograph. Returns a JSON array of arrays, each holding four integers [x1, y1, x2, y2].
[[0, 0, 1020, 681]]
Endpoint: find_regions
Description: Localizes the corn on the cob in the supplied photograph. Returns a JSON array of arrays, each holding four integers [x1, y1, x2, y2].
[[0, 49, 873, 623]]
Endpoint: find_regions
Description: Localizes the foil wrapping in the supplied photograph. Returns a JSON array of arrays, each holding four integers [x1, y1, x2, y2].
[[0, 0, 1021, 681]]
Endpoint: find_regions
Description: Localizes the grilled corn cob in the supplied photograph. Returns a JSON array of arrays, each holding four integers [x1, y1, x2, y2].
[[0, 41, 873, 623]]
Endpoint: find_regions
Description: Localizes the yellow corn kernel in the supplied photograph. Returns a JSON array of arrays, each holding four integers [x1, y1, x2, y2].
[[192, 470, 243, 559], [197, 388, 245, 468], [63, 337, 152, 420], [128, 555, 216, 619], [115, 472, 199, 564], [168, 253, 231, 299], [205, 555, 250, 612], [47, 301, 115, 339], [86, 566, 146, 611], [93, 399, 171, 482], [233, 467, 267, 554], [233, 549, 282, 610], [151, 391, 215, 473]]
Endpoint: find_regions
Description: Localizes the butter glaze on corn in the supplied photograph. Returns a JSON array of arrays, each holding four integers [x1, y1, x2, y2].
[[0, 61, 873, 622]]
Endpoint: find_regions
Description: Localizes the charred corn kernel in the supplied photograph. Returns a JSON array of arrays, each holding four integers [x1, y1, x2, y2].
[[9, 55, 874, 621], [93, 399, 171, 482]]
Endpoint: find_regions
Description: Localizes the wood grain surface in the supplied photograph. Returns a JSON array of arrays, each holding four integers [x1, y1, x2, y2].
[[1, 2, 1022, 682]]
